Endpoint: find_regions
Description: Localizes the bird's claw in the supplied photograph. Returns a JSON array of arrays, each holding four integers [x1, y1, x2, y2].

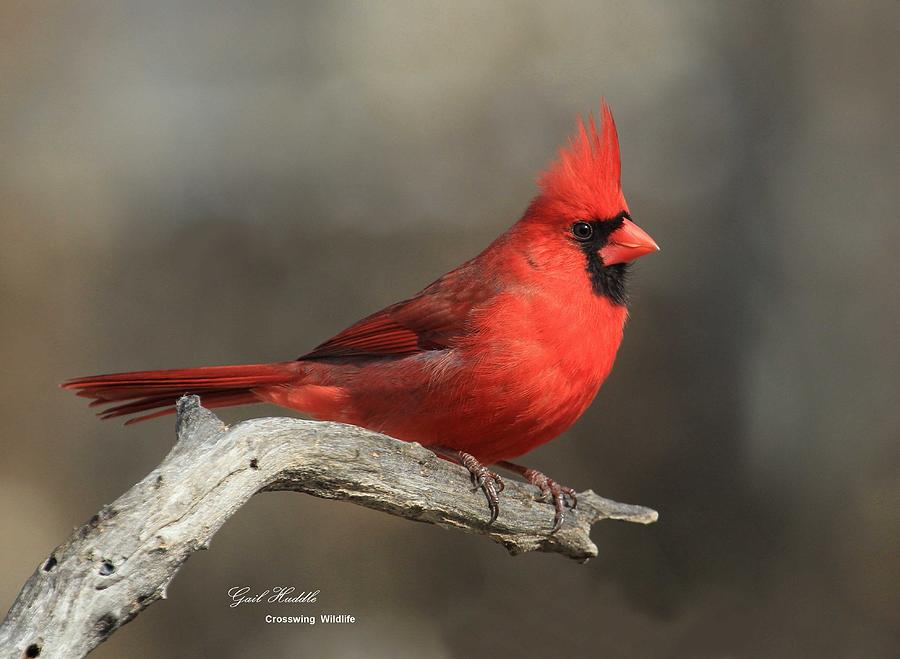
[[523, 468, 577, 533], [458, 451, 504, 524]]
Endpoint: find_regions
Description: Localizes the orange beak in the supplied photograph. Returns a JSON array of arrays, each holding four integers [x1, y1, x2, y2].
[[599, 219, 659, 266]]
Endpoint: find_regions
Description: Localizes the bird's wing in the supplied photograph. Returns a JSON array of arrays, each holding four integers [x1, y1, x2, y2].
[[299, 268, 490, 360]]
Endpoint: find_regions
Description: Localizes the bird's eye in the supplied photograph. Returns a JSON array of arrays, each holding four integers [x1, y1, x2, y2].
[[572, 221, 593, 241]]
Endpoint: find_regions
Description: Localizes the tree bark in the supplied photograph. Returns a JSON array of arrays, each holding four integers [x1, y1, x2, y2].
[[0, 395, 657, 658]]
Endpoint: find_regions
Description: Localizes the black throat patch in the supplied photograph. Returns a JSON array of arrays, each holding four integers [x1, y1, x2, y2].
[[574, 215, 630, 306]]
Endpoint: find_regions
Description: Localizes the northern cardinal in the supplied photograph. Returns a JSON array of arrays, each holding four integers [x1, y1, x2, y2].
[[64, 103, 658, 531]]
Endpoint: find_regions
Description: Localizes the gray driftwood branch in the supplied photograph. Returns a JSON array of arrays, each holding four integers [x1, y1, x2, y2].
[[0, 395, 657, 658]]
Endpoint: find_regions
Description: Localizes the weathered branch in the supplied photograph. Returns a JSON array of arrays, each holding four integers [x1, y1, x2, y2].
[[0, 395, 657, 658]]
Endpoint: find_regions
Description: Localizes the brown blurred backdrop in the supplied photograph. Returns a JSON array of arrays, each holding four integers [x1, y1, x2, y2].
[[1, 2, 898, 657]]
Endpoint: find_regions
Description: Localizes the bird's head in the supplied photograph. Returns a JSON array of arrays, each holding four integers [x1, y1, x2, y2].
[[519, 102, 658, 305]]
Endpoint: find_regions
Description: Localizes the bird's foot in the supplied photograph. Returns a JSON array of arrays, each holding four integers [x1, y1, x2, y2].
[[433, 448, 505, 524], [458, 451, 505, 524], [496, 461, 577, 533], [526, 469, 577, 533]]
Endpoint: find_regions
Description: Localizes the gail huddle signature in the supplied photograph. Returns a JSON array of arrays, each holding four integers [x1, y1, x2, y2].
[[228, 586, 320, 608]]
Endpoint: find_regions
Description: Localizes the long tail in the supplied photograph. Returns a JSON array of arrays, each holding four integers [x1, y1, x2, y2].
[[62, 362, 299, 424]]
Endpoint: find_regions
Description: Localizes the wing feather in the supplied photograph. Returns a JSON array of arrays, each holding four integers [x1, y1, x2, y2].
[[300, 269, 489, 359]]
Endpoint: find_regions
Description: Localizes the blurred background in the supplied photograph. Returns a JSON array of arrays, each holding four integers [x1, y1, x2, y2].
[[1, 1, 898, 657]]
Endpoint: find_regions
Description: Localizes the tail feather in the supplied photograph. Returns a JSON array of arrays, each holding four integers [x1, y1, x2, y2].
[[63, 362, 298, 424], [98, 394, 185, 418], [121, 391, 261, 425]]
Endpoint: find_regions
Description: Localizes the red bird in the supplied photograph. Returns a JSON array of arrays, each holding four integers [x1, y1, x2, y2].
[[64, 103, 658, 531]]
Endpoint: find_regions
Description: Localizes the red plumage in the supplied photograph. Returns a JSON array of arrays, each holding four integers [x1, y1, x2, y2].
[[64, 102, 657, 470]]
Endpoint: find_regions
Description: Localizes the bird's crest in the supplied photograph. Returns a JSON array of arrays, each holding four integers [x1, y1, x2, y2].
[[536, 101, 627, 220]]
